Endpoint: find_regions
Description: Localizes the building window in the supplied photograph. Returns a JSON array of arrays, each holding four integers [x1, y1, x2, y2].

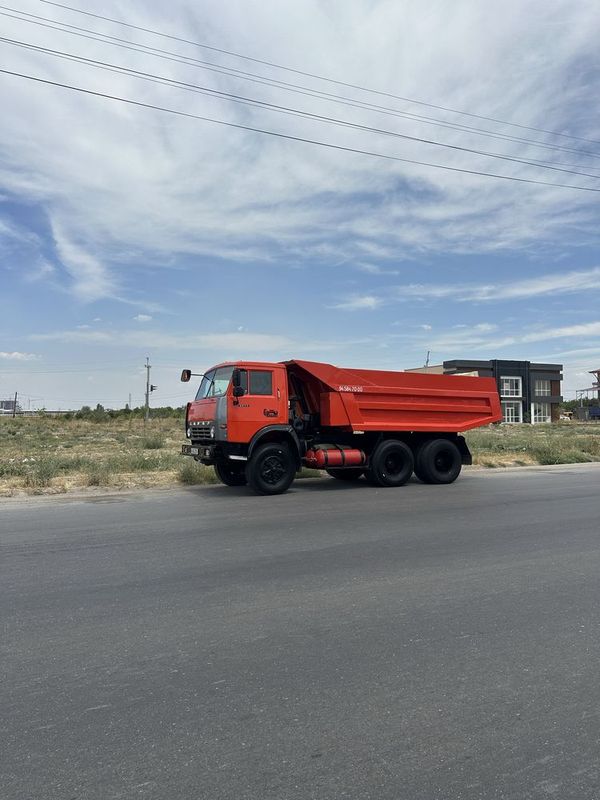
[[535, 379, 551, 396], [532, 402, 551, 424], [502, 401, 523, 423], [500, 376, 522, 397]]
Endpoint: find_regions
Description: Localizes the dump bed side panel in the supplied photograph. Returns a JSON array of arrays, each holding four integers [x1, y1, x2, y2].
[[336, 380, 502, 432], [287, 360, 502, 432]]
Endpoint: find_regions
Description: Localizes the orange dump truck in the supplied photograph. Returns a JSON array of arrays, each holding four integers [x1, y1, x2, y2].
[[181, 359, 502, 495]]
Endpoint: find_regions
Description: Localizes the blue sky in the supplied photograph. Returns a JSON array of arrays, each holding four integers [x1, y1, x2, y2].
[[1, 0, 599, 409]]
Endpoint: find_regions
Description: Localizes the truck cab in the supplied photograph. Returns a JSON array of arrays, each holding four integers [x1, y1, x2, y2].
[[182, 362, 294, 468]]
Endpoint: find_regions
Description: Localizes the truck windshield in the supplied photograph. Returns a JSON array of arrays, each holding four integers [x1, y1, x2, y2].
[[195, 366, 234, 400]]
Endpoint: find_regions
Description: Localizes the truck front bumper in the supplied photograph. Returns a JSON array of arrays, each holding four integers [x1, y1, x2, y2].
[[181, 442, 248, 465], [182, 443, 215, 462]]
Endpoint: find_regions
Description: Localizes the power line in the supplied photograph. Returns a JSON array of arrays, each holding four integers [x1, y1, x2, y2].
[[2, 67, 599, 193], [2, 7, 599, 161], [38, 0, 600, 148], [3, 36, 599, 181], [0, 366, 142, 374]]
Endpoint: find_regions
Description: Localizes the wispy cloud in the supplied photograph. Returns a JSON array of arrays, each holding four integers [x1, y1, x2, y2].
[[0, 351, 40, 360], [399, 267, 600, 302], [0, 0, 598, 302], [426, 320, 600, 354], [133, 314, 153, 322], [333, 266, 600, 309], [29, 328, 294, 351], [51, 223, 115, 302], [329, 295, 383, 311], [355, 263, 400, 277]]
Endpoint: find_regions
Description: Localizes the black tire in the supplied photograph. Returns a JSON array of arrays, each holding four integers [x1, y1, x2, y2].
[[415, 438, 462, 484], [325, 468, 364, 481], [246, 442, 296, 495], [214, 461, 247, 487], [365, 440, 414, 487]]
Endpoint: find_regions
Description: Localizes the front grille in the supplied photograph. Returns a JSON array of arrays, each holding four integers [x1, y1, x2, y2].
[[189, 421, 214, 442]]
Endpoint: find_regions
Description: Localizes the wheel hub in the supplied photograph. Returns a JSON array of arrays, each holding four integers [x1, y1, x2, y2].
[[261, 455, 286, 484]]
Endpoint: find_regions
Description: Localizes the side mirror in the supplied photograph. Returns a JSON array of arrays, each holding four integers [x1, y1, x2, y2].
[[233, 386, 245, 398], [180, 369, 191, 383]]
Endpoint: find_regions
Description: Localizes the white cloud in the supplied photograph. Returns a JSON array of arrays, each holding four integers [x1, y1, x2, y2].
[[419, 324, 433, 331], [356, 263, 400, 276], [24, 258, 55, 283], [29, 328, 293, 350], [400, 267, 600, 303], [0, 351, 40, 360], [30, 330, 113, 343], [0, 0, 598, 299], [51, 222, 115, 301], [425, 319, 600, 355], [338, 266, 600, 309], [329, 295, 383, 311], [133, 314, 153, 322]]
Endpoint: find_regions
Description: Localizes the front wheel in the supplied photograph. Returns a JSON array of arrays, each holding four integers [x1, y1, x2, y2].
[[214, 461, 247, 487], [415, 439, 462, 484], [246, 443, 296, 495]]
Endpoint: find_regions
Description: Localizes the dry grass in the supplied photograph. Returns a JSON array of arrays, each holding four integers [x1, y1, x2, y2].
[[1, 416, 599, 496], [0, 416, 185, 496], [465, 422, 600, 467]]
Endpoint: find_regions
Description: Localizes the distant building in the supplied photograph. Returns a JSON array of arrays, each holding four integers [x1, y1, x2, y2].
[[0, 398, 21, 415], [408, 360, 563, 423]]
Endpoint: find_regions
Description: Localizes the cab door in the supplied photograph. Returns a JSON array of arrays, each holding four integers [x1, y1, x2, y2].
[[228, 366, 288, 444]]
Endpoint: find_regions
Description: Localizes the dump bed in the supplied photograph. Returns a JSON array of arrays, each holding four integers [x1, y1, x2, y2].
[[286, 360, 502, 433]]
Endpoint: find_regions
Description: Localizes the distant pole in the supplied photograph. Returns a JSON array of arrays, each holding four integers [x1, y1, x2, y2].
[[144, 357, 151, 422], [128, 392, 132, 410], [12, 391, 17, 418], [425, 350, 431, 368]]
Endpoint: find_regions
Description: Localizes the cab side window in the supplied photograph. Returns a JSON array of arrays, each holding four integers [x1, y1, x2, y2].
[[249, 370, 272, 395]]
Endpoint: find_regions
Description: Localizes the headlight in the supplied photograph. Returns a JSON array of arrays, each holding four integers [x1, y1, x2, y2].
[[186, 427, 192, 438], [210, 426, 215, 438]]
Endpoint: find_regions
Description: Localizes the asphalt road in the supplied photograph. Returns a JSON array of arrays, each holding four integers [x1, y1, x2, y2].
[[2, 464, 600, 800]]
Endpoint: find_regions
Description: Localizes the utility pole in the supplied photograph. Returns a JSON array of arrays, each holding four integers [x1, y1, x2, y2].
[[128, 393, 132, 410], [144, 357, 151, 422], [425, 350, 431, 368], [12, 391, 17, 418]]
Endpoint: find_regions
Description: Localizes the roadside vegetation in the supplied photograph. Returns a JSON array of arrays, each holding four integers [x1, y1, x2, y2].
[[465, 422, 600, 467], [1, 414, 599, 496]]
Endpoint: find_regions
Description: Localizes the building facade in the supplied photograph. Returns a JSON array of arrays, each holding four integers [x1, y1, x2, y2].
[[408, 360, 563, 424], [0, 398, 21, 415]]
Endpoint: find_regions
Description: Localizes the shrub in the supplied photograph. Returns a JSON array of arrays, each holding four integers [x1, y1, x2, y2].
[[141, 435, 165, 450], [86, 464, 111, 486], [178, 460, 218, 485], [23, 459, 58, 489]]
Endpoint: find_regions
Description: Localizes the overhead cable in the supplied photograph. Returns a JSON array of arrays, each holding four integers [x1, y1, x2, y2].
[[38, 0, 600, 148], [2, 67, 599, 193], [3, 37, 599, 181], [1, 7, 599, 160]]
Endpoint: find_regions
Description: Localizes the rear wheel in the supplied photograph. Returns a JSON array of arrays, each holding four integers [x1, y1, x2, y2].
[[246, 442, 296, 495], [365, 440, 414, 487], [415, 438, 462, 484], [214, 461, 247, 487], [326, 468, 364, 481]]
